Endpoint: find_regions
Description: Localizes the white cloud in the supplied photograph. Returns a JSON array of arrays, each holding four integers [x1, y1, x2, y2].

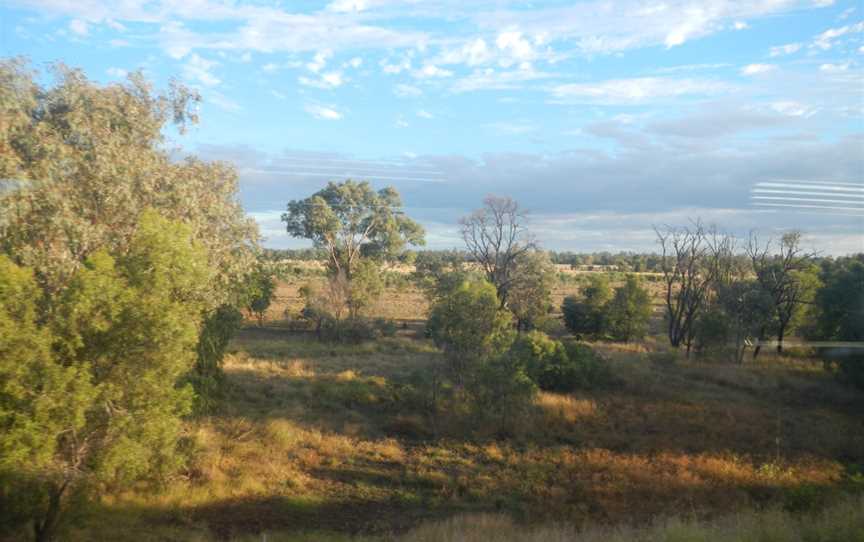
[[819, 62, 851, 72], [486, 121, 538, 135], [395, 116, 409, 128], [741, 63, 777, 75], [270, 89, 287, 100], [733, 21, 749, 30], [771, 101, 819, 117], [413, 64, 453, 78], [183, 53, 220, 87], [549, 77, 730, 104], [69, 19, 89, 36], [813, 21, 864, 50], [769, 43, 802, 57], [106, 67, 128, 78], [207, 91, 242, 113], [393, 83, 422, 97], [299, 70, 345, 89], [380, 55, 412, 74], [416, 109, 433, 119], [495, 31, 537, 65], [307, 50, 332, 73], [326, 0, 368, 13], [305, 103, 343, 120], [262, 62, 279, 73], [450, 63, 554, 93], [345, 57, 363, 69]]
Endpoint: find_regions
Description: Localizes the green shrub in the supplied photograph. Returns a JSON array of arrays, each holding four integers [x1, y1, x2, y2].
[[561, 275, 611, 338], [427, 279, 514, 384], [507, 331, 611, 392], [605, 275, 652, 342], [469, 356, 537, 435], [374, 318, 399, 337]]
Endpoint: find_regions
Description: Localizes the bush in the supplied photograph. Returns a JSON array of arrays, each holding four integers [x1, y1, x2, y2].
[[507, 331, 611, 392], [374, 318, 399, 337], [561, 275, 611, 338], [427, 279, 514, 384], [469, 356, 537, 435], [605, 276, 652, 342]]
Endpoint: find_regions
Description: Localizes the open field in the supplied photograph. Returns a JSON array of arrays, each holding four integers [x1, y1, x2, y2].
[[65, 277, 864, 541]]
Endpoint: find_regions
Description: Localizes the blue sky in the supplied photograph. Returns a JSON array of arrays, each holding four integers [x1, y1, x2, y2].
[[2, 0, 863, 253]]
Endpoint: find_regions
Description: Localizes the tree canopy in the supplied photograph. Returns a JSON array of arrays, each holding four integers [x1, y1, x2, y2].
[[282, 180, 424, 277]]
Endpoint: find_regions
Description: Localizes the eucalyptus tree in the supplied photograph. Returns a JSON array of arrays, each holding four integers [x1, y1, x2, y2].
[[0, 59, 260, 404], [282, 180, 425, 278]]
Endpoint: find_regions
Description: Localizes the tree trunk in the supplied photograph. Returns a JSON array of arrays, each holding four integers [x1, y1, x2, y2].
[[753, 326, 765, 360], [34, 482, 66, 542], [776, 323, 786, 354]]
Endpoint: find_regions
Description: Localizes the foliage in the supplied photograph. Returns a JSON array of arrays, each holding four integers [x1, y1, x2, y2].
[[805, 255, 864, 389], [0, 210, 210, 540], [749, 231, 819, 355], [712, 280, 774, 363], [507, 331, 610, 392], [0, 60, 259, 407], [561, 275, 612, 338], [244, 264, 277, 326], [346, 259, 385, 318], [468, 356, 537, 435], [193, 304, 243, 412], [413, 249, 476, 302], [605, 276, 652, 342], [426, 279, 514, 384], [282, 180, 424, 277], [0, 59, 258, 302], [508, 250, 555, 331]]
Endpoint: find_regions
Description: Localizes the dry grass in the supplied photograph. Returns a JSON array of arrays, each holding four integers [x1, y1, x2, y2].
[[63, 273, 864, 541]]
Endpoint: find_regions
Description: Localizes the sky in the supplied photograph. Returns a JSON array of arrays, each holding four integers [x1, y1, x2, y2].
[[2, 0, 863, 254]]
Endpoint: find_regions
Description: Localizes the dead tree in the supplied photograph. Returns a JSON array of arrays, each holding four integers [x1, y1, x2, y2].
[[654, 220, 726, 357], [460, 196, 535, 307]]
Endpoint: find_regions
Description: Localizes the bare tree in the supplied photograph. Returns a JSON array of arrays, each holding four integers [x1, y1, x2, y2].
[[747, 231, 818, 355], [460, 196, 536, 306], [655, 220, 732, 356]]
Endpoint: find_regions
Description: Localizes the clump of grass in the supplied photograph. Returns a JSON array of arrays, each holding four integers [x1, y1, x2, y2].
[[398, 494, 864, 542]]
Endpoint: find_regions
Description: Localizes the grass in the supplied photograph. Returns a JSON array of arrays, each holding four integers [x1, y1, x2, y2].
[[61, 274, 863, 541]]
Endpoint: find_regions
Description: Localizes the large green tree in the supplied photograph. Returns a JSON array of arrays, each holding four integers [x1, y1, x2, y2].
[[0, 59, 259, 402], [0, 210, 210, 541], [281, 180, 424, 278], [805, 255, 864, 388]]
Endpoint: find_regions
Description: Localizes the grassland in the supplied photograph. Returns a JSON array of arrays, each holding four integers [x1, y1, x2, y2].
[[66, 272, 863, 541]]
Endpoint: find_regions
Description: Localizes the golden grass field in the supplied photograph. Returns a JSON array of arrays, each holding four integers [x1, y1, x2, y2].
[[68, 273, 864, 541]]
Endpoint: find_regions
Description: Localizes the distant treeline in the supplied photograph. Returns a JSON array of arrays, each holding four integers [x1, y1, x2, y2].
[[261, 248, 747, 273]]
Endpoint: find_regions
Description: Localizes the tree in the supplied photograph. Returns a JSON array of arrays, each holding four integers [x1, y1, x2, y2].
[[426, 280, 514, 385], [0, 210, 210, 541], [606, 276, 652, 342], [714, 280, 774, 363], [655, 221, 728, 355], [748, 231, 818, 355], [562, 275, 612, 338], [805, 255, 864, 388], [245, 265, 277, 327], [281, 180, 424, 278], [0, 60, 259, 405], [460, 196, 536, 307], [507, 250, 555, 331]]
